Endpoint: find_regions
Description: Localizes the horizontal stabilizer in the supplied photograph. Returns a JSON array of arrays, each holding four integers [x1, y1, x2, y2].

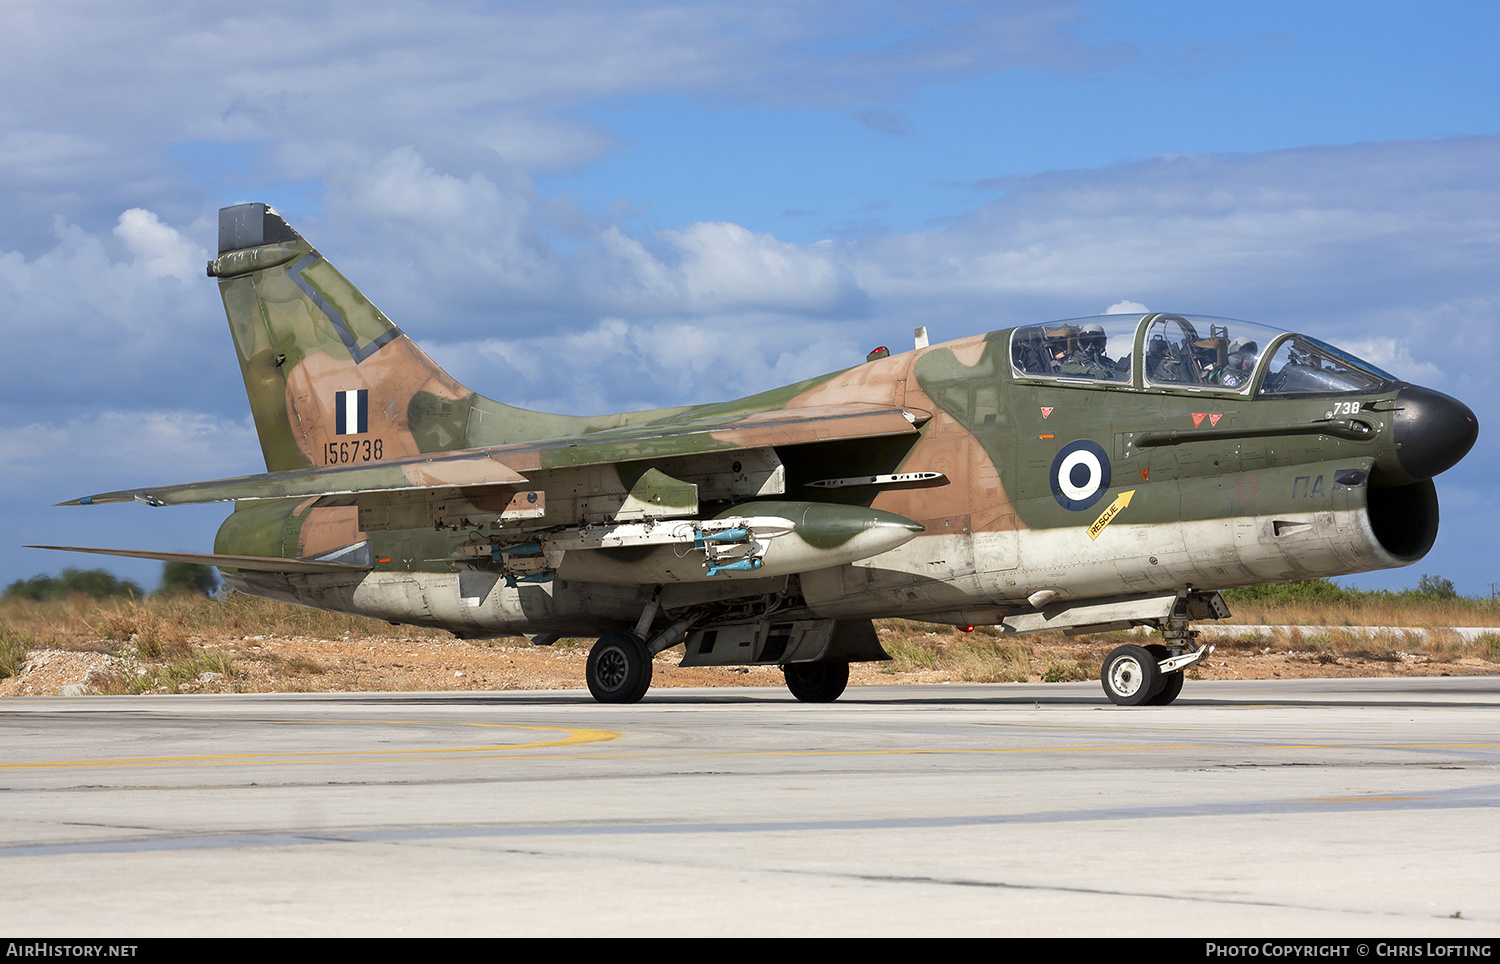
[[60, 449, 529, 508], [27, 546, 369, 574]]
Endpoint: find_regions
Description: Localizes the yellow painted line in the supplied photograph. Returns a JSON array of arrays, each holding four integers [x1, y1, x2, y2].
[[0, 722, 618, 770]]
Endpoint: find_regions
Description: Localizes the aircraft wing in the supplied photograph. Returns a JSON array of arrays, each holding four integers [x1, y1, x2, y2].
[[485, 402, 923, 473], [61, 403, 921, 508], [25, 546, 369, 573]]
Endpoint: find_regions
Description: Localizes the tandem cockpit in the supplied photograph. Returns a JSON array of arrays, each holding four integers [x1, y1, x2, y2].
[[1009, 313, 1396, 398]]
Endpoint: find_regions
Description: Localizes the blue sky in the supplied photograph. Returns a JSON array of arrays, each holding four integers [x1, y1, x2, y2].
[[1, 1, 1497, 595]]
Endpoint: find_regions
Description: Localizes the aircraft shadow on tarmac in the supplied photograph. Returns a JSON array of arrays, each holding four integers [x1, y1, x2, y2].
[[323, 678, 1500, 711]]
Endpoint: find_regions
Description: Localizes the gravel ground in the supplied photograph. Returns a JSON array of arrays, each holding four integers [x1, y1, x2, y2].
[[4, 626, 1496, 697]]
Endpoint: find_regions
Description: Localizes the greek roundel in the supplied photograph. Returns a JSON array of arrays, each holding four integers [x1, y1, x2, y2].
[[1050, 439, 1111, 511]]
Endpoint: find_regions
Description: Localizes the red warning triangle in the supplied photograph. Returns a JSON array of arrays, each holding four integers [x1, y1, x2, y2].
[[1191, 413, 1206, 427], [1040, 407, 1053, 418]]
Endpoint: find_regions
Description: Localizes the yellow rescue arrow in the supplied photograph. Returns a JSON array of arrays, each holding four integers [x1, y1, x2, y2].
[[1087, 489, 1136, 540]]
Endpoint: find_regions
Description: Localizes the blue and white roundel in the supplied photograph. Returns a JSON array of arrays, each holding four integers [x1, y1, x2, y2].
[[1050, 440, 1111, 511]]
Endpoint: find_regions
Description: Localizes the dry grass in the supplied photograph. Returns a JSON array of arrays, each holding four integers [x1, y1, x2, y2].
[[1209, 623, 1458, 657], [879, 621, 1030, 678], [0, 592, 452, 651], [0, 593, 460, 694], [1223, 596, 1500, 628], [880, 622, 1098, 683], [3, 592, 1499, 695], [87, 646, 237, 696], [0, 623, 30, 679]]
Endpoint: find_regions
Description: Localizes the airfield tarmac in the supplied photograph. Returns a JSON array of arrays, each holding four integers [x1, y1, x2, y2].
[[2, 677, 1498, 937]]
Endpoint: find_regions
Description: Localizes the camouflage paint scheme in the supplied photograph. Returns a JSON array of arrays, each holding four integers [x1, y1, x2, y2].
[[46, 204, 1478, 704]]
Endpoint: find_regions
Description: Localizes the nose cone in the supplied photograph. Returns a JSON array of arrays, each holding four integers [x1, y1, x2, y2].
[[1392, 385, 1478, 482]]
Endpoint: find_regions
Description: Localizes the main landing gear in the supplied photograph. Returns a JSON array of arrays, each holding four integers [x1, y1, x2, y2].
[[585, 590, 702, 703], [583, 633, 854, 704], [782, 660, 849, 703], [585, 587, 864, 705], [586, 631, 653, 703]]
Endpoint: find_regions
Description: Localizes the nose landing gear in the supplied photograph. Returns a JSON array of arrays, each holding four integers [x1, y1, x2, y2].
[[1100, 596, 1217, 706], [1100, 639, 1212, 706]]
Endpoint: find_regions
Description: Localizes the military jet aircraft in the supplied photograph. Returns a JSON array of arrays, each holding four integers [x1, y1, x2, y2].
[[38, 203, 1478, 706]]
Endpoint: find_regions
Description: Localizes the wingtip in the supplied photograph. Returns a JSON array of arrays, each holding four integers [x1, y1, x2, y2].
[[55, 491, 155, 507]]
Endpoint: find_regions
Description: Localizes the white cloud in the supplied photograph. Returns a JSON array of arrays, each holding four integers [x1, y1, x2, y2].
[[0, 411, 259, 482], [1105, 300, 1148, 314], [851, 138, 1500, 335], [333, 146, 561, 293], [0, 1, 1124, 245], [319, 146, 870, 334], [662, 221, 861, 314], [0, 212, 230, 426], [427, 311, 864, 415], [1340, 337, 1444, 386], [113, 208, 207, 282]]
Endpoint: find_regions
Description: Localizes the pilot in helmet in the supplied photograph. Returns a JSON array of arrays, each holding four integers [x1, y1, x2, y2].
[[1210, 338, 1259, 389], [1060, 323, 1116, 379], [1228, 338, 1258, 367]]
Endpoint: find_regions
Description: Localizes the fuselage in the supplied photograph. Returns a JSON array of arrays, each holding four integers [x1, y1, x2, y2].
[[217, 311, 1476, 638]]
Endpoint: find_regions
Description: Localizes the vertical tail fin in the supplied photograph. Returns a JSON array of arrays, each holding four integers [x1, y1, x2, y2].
[[209, 203, 476, 471]]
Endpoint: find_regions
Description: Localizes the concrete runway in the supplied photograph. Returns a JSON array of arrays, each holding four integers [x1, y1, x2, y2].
[[2, 677, 1498, 937]]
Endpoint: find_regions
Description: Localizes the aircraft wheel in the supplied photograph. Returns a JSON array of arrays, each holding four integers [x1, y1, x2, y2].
[[1100, 644, 1163, 706], [1144, 644, 1184, 705], [586, 631, 652, 703], [1146, 671, 1185, 705], [783, 661, 850, 703]]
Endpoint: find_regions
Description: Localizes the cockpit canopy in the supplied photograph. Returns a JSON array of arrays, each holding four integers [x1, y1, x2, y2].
[[1009, 313, 1397, 396]]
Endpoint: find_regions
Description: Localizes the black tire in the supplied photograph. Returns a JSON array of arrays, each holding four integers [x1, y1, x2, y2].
[[1100, 644, 1163, 706], [783, 661, 850, 703], [1146, 671, 1185, 705], [1144, 644, 1184, 705], [586, 632, 652, 703]]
